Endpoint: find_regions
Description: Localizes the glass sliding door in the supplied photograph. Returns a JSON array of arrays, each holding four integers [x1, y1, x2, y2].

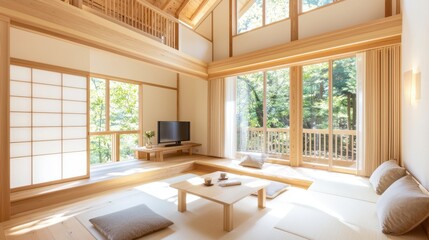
[[266, 68, 290, 158], [301, 57, 357, 172], [332, 57, 357, 171], [236, 72, 264, 153], [302, 63, 330, 166], [235, 68, 291, 161]]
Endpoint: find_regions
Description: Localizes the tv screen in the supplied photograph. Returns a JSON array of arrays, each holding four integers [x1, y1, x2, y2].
[[157, 121, 190, 146]]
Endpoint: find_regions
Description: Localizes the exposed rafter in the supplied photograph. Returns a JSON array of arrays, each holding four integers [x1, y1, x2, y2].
[[190, 0, 210, 21], [175, 0, 190, 18], [161, 0, 173, 10]]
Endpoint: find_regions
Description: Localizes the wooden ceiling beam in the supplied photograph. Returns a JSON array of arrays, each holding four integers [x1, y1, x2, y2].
[[175, 0, 190, 18], [190, 0, 210, 21], [208, 15, 402, 79], [0, 0, 208, 79], [161, 0, 173, 10]]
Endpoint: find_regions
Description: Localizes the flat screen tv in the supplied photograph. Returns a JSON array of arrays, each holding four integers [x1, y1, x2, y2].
[[157, 121, 190, 146]]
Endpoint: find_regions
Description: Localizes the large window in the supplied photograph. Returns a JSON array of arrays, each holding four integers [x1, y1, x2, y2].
[[237, 0, 290, 34], [236, 68, 290, 159], [237, 0, 340, 34], [301, 0, 335, 13], [302, 57, 357, 170], [90, 77, 140, 165]]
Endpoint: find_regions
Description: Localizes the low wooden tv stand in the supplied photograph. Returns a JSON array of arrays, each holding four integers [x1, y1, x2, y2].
[[135, 142, 201, 162]]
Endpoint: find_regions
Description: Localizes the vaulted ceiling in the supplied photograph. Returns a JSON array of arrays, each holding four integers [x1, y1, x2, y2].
[[142, 0, 220, 27]]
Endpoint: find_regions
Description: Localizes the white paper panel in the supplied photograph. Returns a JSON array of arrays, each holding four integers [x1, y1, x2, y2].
[[10, 157, 32, 188], [33, 154, 62, 184], [10, 112, 31, 127], [10, 142, 31, 158], [10, 81, 31, 97], [63, 114, 86, 126], [33, 127, 61, 141], [63, 74, 87, 89], [63, 139, 87, 152], [10, 97, 31, 112], [63, 151, 87, 178], [63, 101, 86, 114], [10, 65, 31, 82], [33, 84, 61, 99], [63, 127, 87, 139], [63, 87, 86, 101], [10, 128, 31, 142], [33, 99, 61, 113], [33, 113, 61, 127], [33, 140, 61, 155], [32, 69, 61, 85]]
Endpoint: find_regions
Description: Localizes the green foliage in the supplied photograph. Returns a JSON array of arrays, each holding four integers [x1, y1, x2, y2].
[[302, 62, 329, 129], [90, 135, 112, 165], [267, 68, 290, 128], [89, 78, 140, 165], [110, 81, 139, 131]]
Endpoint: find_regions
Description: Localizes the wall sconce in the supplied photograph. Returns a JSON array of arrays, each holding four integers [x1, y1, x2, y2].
[[405, 69, 421, 105], [412, 71, 421, 101]]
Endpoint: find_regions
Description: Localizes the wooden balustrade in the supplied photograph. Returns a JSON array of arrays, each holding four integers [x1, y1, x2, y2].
[[60, 0, 178, 49], [302, 129, 356, 161], [240, 128, 356, 163]]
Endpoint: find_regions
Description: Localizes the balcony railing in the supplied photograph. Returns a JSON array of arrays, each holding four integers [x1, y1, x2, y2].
[[60, 0, 178, 49], [239, 127, 356, 163]]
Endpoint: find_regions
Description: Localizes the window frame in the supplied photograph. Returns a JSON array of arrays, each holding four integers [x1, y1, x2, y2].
[[236, 0, 291, 35], [235, 67, 291, 163], [89, 74, 143, 165]]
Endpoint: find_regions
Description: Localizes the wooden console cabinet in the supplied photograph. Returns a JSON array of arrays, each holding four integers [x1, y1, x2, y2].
[[135, 142, 201, 161]]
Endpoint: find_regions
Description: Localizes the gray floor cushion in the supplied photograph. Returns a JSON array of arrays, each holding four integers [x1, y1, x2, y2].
[[252, 181, 290, 199], [89, 204, 173, 240]]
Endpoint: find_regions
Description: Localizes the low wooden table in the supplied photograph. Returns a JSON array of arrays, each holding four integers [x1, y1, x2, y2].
[[170, 171, 269, 231], [134, 142, 201, 161]]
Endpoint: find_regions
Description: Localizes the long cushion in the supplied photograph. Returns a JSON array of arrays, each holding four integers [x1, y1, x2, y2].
[[369, 160, 406, 194], [89, 204, 173, 240], [239, 153, 266, 169], [376, 175, 429, 235]]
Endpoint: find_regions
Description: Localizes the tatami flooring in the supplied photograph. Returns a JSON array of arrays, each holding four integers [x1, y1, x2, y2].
[[1, 158, 366, 240]]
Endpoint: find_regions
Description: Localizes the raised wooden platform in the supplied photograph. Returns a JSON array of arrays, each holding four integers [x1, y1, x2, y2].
[[10, 155, 313, 217]]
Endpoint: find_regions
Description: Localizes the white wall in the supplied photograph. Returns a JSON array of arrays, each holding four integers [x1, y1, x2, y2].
[[179, 75, 208, 155], [213, 0, 230, 61], [401, 0, 429, 190], [142, 86, 177, 143], [299, 0, 384, 39], [179, 24, 212, 63], [89, 49, 177, 88], [11, 28, 90, 71], [11, 28, 178, 88], [195, 14, 213, 41], [233, 20, 291, 56]]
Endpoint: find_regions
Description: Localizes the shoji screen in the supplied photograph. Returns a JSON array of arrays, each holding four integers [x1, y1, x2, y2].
[[10, 65, 88, 189]]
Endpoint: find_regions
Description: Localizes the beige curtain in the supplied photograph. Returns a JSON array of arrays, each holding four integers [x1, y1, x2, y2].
[[363, 45, 401, 176], [207, 78, 225, 157]]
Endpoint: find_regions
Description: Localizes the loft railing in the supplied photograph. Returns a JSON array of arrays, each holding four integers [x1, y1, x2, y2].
[[239, 127, 356, 164], [60, 0, 178, 49]]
